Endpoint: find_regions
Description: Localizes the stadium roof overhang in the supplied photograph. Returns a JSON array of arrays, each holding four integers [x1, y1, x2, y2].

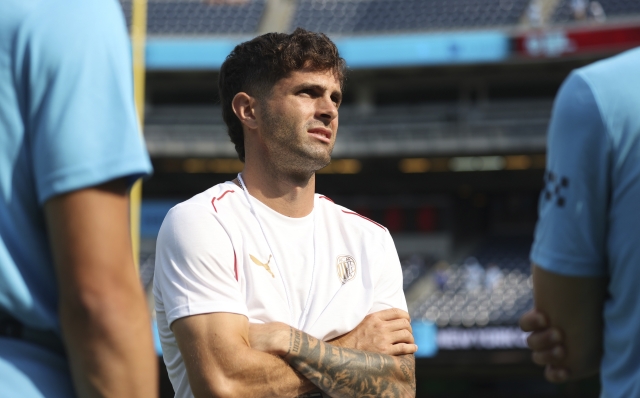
[[141, 23, 640, 71], [144, 31, 511, 70]]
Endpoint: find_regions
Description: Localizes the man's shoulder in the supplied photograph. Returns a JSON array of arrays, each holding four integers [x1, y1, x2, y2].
[[1, 1, 37, 39], [156, 184, 240, 260], [10, 0, 127, 45], [165, 182, 241, 221], [578, 47, 640, 83], [574, 48, 640, 114], [316, 194, 389, 236]]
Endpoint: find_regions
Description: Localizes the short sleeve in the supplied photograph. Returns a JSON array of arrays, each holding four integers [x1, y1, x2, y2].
[[531, 72, 610, 277], [370, 232, 408, 314], [154, 203, 248, 327], [17, 0, 152, 203]]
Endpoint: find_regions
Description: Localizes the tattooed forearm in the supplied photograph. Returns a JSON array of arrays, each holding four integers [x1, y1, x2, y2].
[[398, 354, 416, 392], [284, 329, 415, 398]]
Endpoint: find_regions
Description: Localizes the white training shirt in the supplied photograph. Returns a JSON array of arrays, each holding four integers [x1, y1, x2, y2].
[[153, 181, 408, 398]]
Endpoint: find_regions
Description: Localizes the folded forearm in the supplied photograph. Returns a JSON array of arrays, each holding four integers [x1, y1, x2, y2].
[[283, 329, 415, 398], [232, 351, 319, 398], [188, 345, 317, 398]]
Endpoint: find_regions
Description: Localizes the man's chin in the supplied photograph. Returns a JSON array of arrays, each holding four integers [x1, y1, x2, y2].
[[311, 153, 332, 171], [277, 144, 333, 176], [299, 146, 332, 166]]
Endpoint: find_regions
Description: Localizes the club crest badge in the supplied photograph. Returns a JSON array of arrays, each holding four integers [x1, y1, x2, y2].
[[336, 255, 356, 284]]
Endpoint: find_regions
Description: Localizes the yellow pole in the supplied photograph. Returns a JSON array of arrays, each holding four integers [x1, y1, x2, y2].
[[130, 0, 147, 271]]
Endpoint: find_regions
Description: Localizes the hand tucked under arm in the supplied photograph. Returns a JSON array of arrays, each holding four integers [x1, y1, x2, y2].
[[250, 322, 416, 398], [328, 308, 417, 356], [526, 264, 607, 382], [520, 308, 569, 383]]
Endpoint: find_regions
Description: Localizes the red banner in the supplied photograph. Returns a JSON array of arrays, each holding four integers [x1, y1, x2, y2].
[[514, 25, 640, 58]]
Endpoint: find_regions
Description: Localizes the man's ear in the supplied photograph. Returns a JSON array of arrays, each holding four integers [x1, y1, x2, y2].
[[232, 92, 258, 130]]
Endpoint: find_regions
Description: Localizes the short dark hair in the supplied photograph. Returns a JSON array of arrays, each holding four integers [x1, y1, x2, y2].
[[218, 28, 347, 162]]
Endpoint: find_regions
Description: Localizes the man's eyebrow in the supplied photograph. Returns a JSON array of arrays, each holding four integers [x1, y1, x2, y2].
[[294, 83, 342, 98], [294, 83, 342, 104], [294, 83, 325, 92]]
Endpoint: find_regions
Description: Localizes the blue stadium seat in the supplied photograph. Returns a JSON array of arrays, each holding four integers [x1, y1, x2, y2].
[[119, 0, 266, 35], [292, 0, 530, 34], [410, 237, 533, 328], [551, 0, 640, 23], [401, 254, 433, 290]]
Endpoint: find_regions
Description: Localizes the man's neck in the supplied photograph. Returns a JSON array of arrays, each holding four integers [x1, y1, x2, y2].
[[238, 162, 316, 218]]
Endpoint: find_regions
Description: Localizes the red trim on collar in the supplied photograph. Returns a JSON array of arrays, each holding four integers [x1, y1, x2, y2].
[[211, 190, 235, 213]]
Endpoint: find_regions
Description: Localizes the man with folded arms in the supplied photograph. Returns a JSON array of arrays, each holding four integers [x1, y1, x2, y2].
[[154, 29, 417, 398]]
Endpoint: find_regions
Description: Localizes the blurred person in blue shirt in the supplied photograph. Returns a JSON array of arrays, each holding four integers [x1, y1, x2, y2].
[[1, 0, 157, 396], [520, 47, 640, 398]]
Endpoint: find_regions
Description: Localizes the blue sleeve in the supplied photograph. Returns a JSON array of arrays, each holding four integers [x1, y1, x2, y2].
[[18, 0, 152, 204], [530, 71, 610, 277]]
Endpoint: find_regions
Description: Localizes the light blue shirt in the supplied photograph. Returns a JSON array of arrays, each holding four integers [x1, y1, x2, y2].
[[531, 47, 640, 398], [0, 0, 152, 396]]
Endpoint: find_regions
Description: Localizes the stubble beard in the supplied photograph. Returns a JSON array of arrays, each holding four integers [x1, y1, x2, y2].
[[261, 105, 334, 183]]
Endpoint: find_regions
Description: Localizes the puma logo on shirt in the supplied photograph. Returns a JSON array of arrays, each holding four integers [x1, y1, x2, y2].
[[250, 254, 275, 278]]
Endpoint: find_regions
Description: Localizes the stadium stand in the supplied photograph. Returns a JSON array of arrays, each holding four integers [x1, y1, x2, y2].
[[409, 237, 533, 329], [402, 254, 434, 290], [336, 100, 551, 152], [291, 0, 531, 34], [119, 0, 266, 35], [143, 100, 552, 157], [551, 0, 640, 23], [116, 0, 640, 38]]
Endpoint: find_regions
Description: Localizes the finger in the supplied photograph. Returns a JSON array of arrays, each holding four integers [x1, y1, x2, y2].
[[531, 346, 565, 367], [545, 365, 569, 383], [519, 309, 548, 332], [374, 308, 411, 322], [527, 328, 563, 351], [389, 329, 415, 345], [385, 318, 413, 334], [388, 343, 418, 356]]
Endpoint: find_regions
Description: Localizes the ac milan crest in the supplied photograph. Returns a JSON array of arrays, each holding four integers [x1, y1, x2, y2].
[[336, 255, 357, 284]]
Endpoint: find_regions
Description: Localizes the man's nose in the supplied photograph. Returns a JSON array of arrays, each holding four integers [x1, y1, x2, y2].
[[317, 96, 338, 122]]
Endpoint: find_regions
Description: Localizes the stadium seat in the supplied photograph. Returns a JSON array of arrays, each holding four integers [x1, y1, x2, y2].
[[551, 0, 640, 23], [292, 0, 531, 34], [119, 0, 266, 35], [409, 237, 533, 329]]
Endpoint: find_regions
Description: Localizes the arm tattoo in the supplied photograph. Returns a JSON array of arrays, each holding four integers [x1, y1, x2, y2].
[[285, 329, 415, 398]]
